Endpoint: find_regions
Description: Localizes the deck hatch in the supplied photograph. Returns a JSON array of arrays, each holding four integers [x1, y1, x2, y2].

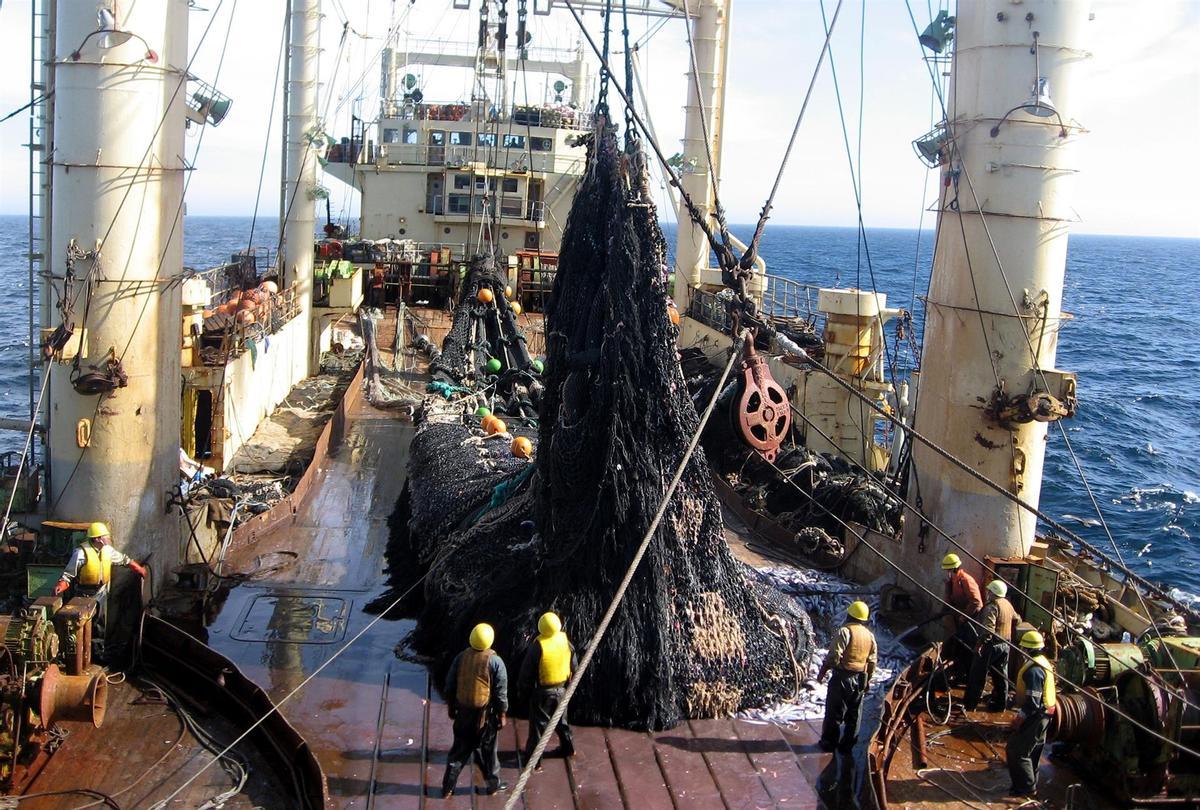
[[231, 593, 351, 644]]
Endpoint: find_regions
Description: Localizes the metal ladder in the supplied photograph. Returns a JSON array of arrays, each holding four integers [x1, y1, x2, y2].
[[25, 0, 55, 463]]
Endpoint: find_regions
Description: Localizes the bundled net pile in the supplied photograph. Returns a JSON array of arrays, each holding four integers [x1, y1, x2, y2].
[[401, 123, 811, 730], [426, 255, 540, 419]]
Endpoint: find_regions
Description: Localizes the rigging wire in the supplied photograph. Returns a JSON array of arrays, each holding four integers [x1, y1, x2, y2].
[[782, 390, 1200, 715], [46, 0, 233, 514], [740, 0, 844, 270], [815, 0, 902, 394], [504, 333, 746, 810], [144, 571, 432, 807], [783, 342, 1198, 620], [246, 5, 291, 253], [0, 371, 51, 536], [898, 0, 1187, 673], [755, 451, 1200, 764]]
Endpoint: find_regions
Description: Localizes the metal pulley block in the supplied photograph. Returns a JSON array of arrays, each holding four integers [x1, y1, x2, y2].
[[732, 341, 791, 462]]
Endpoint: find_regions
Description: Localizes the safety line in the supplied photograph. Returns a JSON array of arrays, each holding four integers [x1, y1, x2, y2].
[[503, 332, 745, 809]]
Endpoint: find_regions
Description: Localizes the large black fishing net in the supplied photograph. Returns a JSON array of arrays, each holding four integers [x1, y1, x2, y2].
[[396, 123, 812, 730]]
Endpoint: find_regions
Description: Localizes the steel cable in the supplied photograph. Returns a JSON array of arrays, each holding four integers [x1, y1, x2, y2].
[[503, 333, 745, 810]]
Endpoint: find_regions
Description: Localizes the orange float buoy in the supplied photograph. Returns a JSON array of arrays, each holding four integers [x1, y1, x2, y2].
[[261, 280, 280, 295], [511, 436, 533, 459], [236, 310, 256, 325], [477, 287, 495, 304], [481, 414, 499, 433], [486, 418, 507, 436], [504, 285, 514, 300], [511, 302, 523, 316], [667, 302, 680, 325]]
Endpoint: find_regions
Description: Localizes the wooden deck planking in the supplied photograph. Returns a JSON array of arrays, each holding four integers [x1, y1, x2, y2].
[[425, 689, 475, 808], [650, 726, 726, 808], [361, 662, 428, 808], [513, 717, 576, 810], [603, 727, 675, 810], [687, 718, 776, 809], [775, 721, 835, 790], [566, 727, 626, 810], [733, 720, 822, 809]]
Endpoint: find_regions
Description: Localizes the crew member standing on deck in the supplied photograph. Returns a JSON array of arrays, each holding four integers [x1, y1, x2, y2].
[[369, 263, 386, 308], [817, 601, 878, 753], [1007, 630, 1056, 799], [442, 623, 509, 798], [965, 579, 1022, 711], [55, 522, 147, 654], [941, 553, 983, 681], [520, 611, 577, 764]]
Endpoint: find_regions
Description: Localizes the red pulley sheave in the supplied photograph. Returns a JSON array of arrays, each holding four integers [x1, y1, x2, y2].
[[732, 341, 790, 462]]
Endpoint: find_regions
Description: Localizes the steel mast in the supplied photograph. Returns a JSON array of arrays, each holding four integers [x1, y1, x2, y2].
[[282, 0, 321, 377], [901, 1, 1090, 590], [44, 0, 189, 581], [670, 0, 730, 309]]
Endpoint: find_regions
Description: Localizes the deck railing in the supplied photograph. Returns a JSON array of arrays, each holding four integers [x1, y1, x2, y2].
[[688, 274, 824, 339]]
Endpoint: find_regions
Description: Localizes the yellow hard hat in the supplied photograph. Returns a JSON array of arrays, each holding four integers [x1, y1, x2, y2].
[[847, 601, 870, 622], [941, 552, 962, 570], [469, 623, 495, 651], [1019, 629, 1045, 649], [987, 580, 1008, 599], [538, 612, 561, 637], [87, 522, 110, 539]]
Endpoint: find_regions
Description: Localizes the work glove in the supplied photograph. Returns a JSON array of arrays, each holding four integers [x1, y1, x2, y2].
[[129, 560, 148, 578], [54, 580, 69, 596], [498, 712, 507, 729]]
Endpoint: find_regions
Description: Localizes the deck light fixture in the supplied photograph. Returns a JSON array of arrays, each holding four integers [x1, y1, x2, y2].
[[918, 11, 955, 54], [71, 7, 158, 63], [989, 32, 1067, 138]]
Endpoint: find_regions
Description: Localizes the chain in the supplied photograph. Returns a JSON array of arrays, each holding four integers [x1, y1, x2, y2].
[[596, 0, 613, 115], [621, 0, 635, 136], [516, 0, 528, 60]]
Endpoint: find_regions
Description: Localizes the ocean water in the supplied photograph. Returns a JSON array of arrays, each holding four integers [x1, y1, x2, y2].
[[1, 214, 1197, 592]]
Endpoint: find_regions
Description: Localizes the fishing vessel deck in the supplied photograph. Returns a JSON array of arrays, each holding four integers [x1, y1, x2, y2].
[[109, 306, 850, 808], [877, 682, 1120, 810]]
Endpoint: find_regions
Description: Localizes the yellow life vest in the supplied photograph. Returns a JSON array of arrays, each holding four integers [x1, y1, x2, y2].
[[537, 632, 571, 686], [1016, 654, 1056, 709], [78, 543, 113, 587]]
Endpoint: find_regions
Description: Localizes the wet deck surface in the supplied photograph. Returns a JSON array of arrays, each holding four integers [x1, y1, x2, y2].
[[200, 342, 850, 807], [883, 685, 1120, 809], [23, 678, 290, 809]]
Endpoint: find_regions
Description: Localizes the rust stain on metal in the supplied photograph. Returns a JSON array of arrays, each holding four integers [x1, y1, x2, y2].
[[974, 432, 1002, 449]]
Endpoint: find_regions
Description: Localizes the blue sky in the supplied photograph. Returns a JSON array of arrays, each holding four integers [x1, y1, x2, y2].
[[0, 0, 1197, 237]]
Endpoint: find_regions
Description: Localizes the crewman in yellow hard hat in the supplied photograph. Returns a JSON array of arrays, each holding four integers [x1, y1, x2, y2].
[[817, 601, 878, 753], [965, 579, 1022, 711], [1006, 630, 1056, 798], [55, 522, 148, 655], [940, 552, 983, 682], [442, 623, 509, 798], [519, 611, 577, 764]]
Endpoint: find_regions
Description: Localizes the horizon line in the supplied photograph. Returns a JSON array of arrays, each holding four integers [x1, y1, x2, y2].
[[0, 212, 1195, 240]]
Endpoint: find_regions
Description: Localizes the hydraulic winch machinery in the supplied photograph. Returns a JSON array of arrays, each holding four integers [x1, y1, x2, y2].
[[1051, 632, 1200, 802], [0, 525, 107, 791]]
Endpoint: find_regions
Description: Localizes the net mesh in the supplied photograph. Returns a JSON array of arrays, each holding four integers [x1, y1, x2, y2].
[[397, 123, 812, 730]]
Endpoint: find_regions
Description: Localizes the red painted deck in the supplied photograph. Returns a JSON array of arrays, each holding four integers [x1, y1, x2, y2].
[[28, 307, 849, 807], [201, 323, 844, 807]]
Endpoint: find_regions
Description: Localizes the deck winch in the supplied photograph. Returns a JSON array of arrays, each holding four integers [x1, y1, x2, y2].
[[1050, 633, 1200, 800]]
